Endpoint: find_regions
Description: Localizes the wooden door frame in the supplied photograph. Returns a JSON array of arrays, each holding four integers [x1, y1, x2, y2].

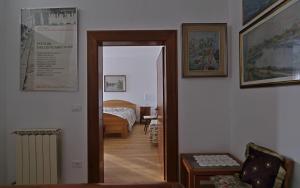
[[87, 30, 178, 183]]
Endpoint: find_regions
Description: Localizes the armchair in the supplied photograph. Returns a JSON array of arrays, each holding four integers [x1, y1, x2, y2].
[[210, 143, 294, 188]]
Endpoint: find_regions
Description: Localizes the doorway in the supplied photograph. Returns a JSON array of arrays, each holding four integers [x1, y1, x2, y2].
[[103, 46, 163, 183], [87, 30, 178, 183]]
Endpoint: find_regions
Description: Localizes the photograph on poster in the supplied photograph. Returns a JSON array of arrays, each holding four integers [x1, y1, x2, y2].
[[20, 7, 78, 91]]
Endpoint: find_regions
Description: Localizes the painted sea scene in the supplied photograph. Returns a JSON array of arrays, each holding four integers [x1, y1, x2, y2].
[[242, 0, 300, 85], [243, 0, 282, 24], [188, 31, 220, 71]]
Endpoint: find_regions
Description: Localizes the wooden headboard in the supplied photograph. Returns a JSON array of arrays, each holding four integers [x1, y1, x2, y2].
[[103, 100, 136, 111]]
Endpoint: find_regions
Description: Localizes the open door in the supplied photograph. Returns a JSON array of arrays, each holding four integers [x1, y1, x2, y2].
[[156, 47, 165, 179]]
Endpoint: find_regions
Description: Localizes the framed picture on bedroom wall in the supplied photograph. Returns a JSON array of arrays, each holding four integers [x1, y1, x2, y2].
[[182, 23, 228, 77], [104, 75, 126, 92], [240, 0, 300, 88]]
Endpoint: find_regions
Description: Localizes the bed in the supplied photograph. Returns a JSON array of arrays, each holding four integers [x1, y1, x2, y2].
[[103, 100, 137, 138]]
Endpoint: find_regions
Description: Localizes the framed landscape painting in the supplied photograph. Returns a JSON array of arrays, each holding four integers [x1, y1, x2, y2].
[[243, 0, 286, 26], [104, 75, 126, 92], [240, 0, 300, 88], [182, 23, 227, 77]]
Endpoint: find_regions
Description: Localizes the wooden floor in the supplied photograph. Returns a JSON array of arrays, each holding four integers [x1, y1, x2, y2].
[[104, 124, 163, 183]]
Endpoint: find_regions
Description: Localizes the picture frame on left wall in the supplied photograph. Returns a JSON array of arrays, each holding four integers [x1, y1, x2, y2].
[[20, 7, 78, 91], [104, 75, 126, 92]]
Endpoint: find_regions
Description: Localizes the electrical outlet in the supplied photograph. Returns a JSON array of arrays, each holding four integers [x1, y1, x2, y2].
[[71, 104, 82, 112], [72, 160, 82, 168]]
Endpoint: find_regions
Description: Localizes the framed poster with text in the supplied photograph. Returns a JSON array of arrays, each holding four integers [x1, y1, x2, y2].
[[20, 7, 78, 91]]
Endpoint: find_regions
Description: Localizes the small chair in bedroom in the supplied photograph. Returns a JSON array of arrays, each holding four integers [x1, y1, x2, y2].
[[209, 143, 294, 188], [143, 115, 157, 134]]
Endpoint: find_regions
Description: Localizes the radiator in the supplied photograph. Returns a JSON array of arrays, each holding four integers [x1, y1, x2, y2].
[[14, 129, 62, 185]]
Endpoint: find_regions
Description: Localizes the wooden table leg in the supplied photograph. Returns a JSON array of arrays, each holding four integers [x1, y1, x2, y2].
[[188, 172, 194, 188], [144, 119, 150, 134]]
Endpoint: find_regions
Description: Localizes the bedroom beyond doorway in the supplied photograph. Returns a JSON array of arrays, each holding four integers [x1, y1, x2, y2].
[[102, 46, 164, 183]]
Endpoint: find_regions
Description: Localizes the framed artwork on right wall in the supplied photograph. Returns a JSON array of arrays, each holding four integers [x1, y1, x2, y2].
[[182, 23, 228, 77], [240, 0, 300, 88], [242, 0, 287, 26]]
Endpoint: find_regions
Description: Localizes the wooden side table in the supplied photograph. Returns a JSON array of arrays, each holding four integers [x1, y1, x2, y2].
[[140, 106, 151, 124], [181, 153, 242, 188]]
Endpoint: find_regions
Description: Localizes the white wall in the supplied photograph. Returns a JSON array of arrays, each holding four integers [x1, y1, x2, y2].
[[2, 0, 231, 184], [0, 0, 7, 184], [228, 0, 300, 187], [3, 0, 85, 184], [103, 46, 160, 109]]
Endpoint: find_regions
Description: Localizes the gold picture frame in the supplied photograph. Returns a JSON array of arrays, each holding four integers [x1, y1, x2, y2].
[[242, 0, 287, 27], [240, 0, 300, 88], [182, 23, 228, 77]]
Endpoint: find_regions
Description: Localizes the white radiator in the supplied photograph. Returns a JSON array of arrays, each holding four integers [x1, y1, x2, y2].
[[14, 129, 62, 185]]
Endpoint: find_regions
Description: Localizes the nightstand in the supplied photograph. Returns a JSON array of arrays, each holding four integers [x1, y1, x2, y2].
[[140, 106, 151, 124], [181, 153, 242, 188]]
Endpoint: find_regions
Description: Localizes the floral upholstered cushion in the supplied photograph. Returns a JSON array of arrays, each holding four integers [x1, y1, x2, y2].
[[210, 174, 252, 188]]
